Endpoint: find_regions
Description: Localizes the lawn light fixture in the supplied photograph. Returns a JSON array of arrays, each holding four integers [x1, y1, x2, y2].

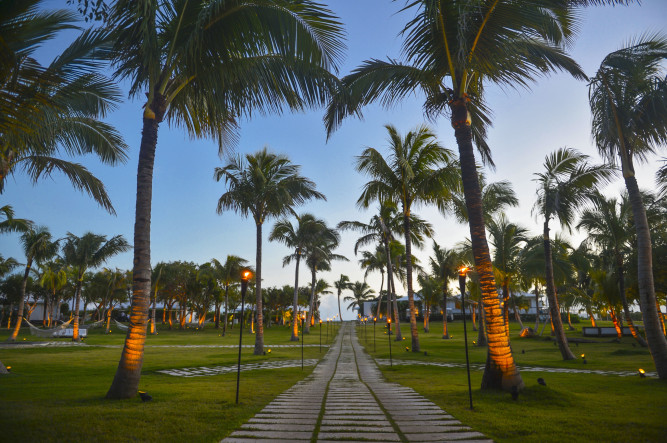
[[319, 319, 323, 353], [301, 312, 306, 369], [638, 368, 646, 378], [459, 265, 473, 410], [581, 353, 587, 364], [235, 269, 253, 405], [138, 391, 152, 402]]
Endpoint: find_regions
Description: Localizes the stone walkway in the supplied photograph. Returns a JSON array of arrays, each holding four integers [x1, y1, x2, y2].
[[222, 323, 491, 443]]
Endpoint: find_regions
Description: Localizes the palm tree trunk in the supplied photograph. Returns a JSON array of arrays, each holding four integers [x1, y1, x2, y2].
[[402, 213, 419, 352], [214, 299, 220, 329], [106, 306, 113, 334], [254, 222, 264, 355], [512, 294, 524, 329], [503, 283, 510, 338], [223, 285, 229, 336], [471, 302, 477, 331], [451, 100, 523, 391], [72, 276, 83, 341], [543, 221, 576, 360], [477, 302, 487, 346], [567, 311, 574, 330], [107, 101, 163, 399], [610, 307, 622, 338], [616, 251, 647, 346], [8, 260, 32, 341], [291, 255, 301, 341], [625, 173, 667, 378], [150, 287, 157, 335], [442, 288, 450, 339], [305, 267, 317, 334], [383, 239, 402, 340], [375, 270, 384, 320]]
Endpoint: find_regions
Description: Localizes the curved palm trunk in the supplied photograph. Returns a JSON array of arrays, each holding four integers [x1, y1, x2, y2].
[[402, 213, 419, 352], [150, 286, 157, 335], [452, 101, 523, 391], [107, 102, 163, 399], [543, 221, 576, 360], [511, 294, 524, 329], [382, 241, 402, 341], [476, 302, 487, 346], [291, 255, 301, 341], [610, 307, 622, 338], [502, 283, 511, 338], [616, 251, 647, 346], [625, 165, 667, 377], [106, 305, 113, 334], [214, 299, 220, 329], [254, 222, 264, 355], [8, 260, 32, 341]]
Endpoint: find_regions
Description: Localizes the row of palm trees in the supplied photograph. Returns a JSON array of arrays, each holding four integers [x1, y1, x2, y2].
[[3, 1, 666, 397]]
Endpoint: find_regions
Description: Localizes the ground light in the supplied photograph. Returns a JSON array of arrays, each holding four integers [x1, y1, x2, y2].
[[581, 353, 587, 364], [459, 265, 473, 410], [235, 269, 252, 405], [638, 368, 646, 378]]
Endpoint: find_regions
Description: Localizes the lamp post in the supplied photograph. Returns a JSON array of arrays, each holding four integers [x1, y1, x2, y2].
[[326, 318, 329, 343], [387, 318, 393, 367], [319, 319, 322, 353], [373, 317, 377, 352], [301, 312, 305, 370], [235, 269, 252, 405], [459, 266, 473, 410]]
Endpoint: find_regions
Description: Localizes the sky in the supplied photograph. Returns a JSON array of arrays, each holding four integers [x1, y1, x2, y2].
[[3, 1, 666, 321]]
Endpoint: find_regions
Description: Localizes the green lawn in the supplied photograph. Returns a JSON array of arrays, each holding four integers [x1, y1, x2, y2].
[[358, 320, 667, 443], [0, 322, 335, 442]]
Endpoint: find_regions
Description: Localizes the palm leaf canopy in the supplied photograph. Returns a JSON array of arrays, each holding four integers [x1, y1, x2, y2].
[[62, 232, 131, 272], [356, 124, 459, 213], [533, 147, 613, 231], [108, 0, 345, 150], [1, 1, 128, 212], [588, 34, 667, 170], [215, 148, 325, 224], [325, 0, 588, 165], [448, 172, 518, 224]]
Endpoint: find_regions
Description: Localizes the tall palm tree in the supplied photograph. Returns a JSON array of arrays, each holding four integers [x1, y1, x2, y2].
[[270, 213, 326, 341], [487, 215, 529, 337], [333, 274, 351, 326], [323, 0, 629, 392], [216, 148, 324, 352], [7, 226, 58, 341], [210, 255, 248, 335], [38, 259, 67, 327], [578, 193, 647, 346], [0, 206, 32, 234], [429, 241, 459, 339], [448, 174, 519, 226], [589, 36, 667, 378], [62, 232, 130, 341], [533, 148, 612, 359], [356, 124, 458, 352], [303, 222, 346, 333], [344, 281, 375, 314], [104, 0, 344, 399], [0, 0, 128, 212]]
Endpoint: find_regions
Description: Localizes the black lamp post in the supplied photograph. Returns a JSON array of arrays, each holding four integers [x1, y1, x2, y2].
[[373, 317, 377, 352], [319, 319, 322, 353], [235, 269, 252, 405], [301, 312, 305, 370], [387, 318, 393, 367], [326, 318, 329, 343], [459, 266, 473, 410]]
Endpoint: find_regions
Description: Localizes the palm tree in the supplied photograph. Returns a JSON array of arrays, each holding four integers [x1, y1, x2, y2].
[[62, 232, 130, 341], [333, 274, 351, 326], [322, 0, 630, 392], [533, 148, 612, 358], [416, 272, 440, 332], [215, 148, 324, 353], [344, 281, 375, 314], [0, 205, 32, 235], [38, 259, 67, 327], [429, 241, 459, 339], [303, 222, 346, 333], [7, 226, 58, 341], [356, 124, 458, 352], [210, 255, 248, 335], [578, 193, 647, 346], [448, 175, 518, 226], [589, 36, 667, 378], [0, 0, 128, 212], [270, 213, 326, 341], [104, 0, 344, 399], [487, 215, 529, 337]]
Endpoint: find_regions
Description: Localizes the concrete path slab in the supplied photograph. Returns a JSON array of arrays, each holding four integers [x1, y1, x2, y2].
[[221, 323, 491, 442]]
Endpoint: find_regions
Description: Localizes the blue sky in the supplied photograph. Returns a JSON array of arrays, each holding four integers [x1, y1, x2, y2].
[[3, 1, 666, 321]]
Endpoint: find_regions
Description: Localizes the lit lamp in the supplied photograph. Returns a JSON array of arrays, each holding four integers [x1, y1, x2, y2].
[[373, 317, 377, 352], [459, 265, 473, 410], [235, 269, 252, 405], [581, 353, 587, 364], [638, 368, 646, 378], [301, 312, 306, 370], [319, 319, 323, 353]]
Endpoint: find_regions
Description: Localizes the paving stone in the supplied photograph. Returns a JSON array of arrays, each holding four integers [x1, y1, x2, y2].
[[404, 431, 486, 441], [240, 423, 314, 432], [319, 425, 395, 433], [398, 425, 471, 433], [223, 439, 310, 443], [230, 430, 312, 439], [317, 432, 400, 441], [248, 418, 316, 425]]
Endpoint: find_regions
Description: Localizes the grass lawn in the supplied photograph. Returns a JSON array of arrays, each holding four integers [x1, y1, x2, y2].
[[0, 322, 337, 442], [358, 319, 667, 442]]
